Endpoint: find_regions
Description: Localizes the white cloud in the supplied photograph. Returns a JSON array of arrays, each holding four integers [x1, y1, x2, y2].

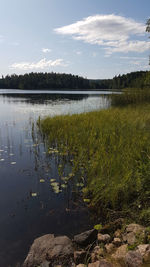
[[55, 14, 150, 55], [76, 51, 82, 55], [10, 58, 66, 70], [42, 48, 52, 53]]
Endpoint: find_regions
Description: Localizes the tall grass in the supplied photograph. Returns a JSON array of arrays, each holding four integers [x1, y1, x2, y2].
[[111, 89, 150, 106], [39, 104, 150, 224]]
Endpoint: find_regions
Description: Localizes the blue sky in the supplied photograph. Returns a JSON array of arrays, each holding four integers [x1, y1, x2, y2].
[[0, 0, 150, 79]]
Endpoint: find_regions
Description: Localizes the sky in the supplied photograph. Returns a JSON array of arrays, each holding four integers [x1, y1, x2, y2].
[[0, 0, 150, 79]]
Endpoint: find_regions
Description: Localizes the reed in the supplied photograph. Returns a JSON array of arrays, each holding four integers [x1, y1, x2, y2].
[[39, 104, 150, 224], [111, 89, 150, 106]]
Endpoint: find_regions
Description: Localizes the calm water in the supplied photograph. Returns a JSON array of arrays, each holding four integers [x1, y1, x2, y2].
[[0, 90, 111, 267]]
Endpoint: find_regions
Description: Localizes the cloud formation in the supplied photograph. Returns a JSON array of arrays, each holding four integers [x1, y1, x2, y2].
[[10, 58, 66, 70], [55, 14, 150, 55], [42, 48, 52, 53]]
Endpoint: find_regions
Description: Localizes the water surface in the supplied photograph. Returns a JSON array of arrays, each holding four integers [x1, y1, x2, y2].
[[0, 90, 111, 266]]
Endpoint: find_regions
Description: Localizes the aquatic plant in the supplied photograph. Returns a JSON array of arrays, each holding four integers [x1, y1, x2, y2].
[[111, 89, 150, 106], [39, 103, 150, 224]]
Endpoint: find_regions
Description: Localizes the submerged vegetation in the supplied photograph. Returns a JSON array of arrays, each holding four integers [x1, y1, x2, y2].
[[39, 91, 150, 225]]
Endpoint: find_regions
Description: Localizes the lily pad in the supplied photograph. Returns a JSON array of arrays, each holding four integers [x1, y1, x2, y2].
[[50, 178, 56, 182], [83, 198, 90, 203], [31, 193, 37, 197], [40, 179, 45, 183], [76, 182, 84, 187], [61, 184, 67, 189], [51, 182, 59, 187]]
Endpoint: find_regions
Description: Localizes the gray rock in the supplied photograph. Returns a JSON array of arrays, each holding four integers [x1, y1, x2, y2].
[[74, 250, 86, 264], [123, 232, 136, 245], [105, 243, 115, 254], [74, 229, 98, 246], [137, 244, 150, 257], [98, 234, 111, 244], [126, 224, 145, 234], [40, 261, 50, 267], [123, 224, 145, 245], [125, 251, 143, 267], [88, 260, 113, 267], [114, 229, 121, 238], [112, 238, 122, 246], [23, 234, 74, 267], [91, 246, 104, 262], [112, 244, 128, 261]]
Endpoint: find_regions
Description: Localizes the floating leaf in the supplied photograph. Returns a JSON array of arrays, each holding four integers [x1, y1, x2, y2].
[[40, 179, 45, 183], [61, 177, 69, 182], [11, 162, 16, 165], [83, 198, 90, 203], [31, 193, 37, 197], [32, 144, 38, 147], [9, 153, 14, 156], [0, 150, 4, 152], [61, 184, 67, 189], [51, 182, 59, 187], [76, 183, 84, 187], [0, 159, 4, 161], [50, 178, 56, 182], [68, 173, 74, 178]]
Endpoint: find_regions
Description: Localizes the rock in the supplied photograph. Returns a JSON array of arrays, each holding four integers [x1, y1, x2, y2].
[[112, 244, 128, 261], [125, 251, 143, 267], [98, 234, 111, 244], [114, 229, 121, 238], [137, 244, 150, 262], [100, 218, 124, 234], [91, 246, 104, 262], [74, 229, 98, 246], [123, 224, 145, 245], [88, 259, 113, 267], [74, 250, 86, 265], [40, 261, 50, 267], [126, 224, 145, 234], [112, 238, 122, 246], [123, 232, 136, 245], [23, 234, 74, 267], [143, 248, 150, 263], [137, 244, 150, 257], [105, 243, 115, 254]]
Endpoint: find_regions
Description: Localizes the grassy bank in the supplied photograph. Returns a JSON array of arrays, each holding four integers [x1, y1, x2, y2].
[[39, 103, 150, 225], [111, 89, 150, 106]]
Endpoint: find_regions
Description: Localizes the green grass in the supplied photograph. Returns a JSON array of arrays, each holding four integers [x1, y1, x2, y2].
[[39, 104, 150, 225], [111, 89, 150, 106]]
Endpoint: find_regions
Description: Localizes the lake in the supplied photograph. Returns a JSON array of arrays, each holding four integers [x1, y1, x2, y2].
[[0, 89, 112, 267]]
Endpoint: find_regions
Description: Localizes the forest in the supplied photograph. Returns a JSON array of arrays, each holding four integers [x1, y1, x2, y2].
[[0, 70, 150, 90]]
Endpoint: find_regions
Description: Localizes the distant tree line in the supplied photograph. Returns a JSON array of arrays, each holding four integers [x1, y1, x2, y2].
[[91, 71, 150, 89], [0, 71, 150, 90], [0, 72, 90, 90]]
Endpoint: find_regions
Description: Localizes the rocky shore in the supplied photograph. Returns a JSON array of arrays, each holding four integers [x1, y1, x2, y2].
[[23, 219, 150, 267]]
